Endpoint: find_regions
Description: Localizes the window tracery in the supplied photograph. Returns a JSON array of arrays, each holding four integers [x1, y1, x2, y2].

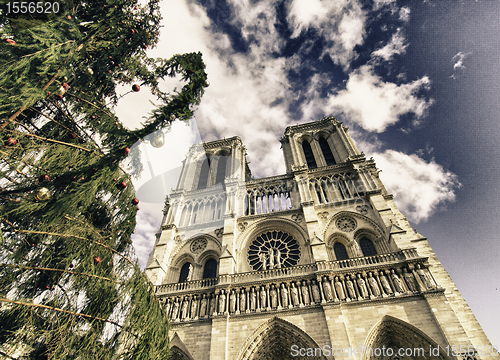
[[248, 231, 300, 270]]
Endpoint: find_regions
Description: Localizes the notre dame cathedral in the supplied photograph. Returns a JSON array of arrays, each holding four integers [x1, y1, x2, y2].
[[145, 117, 494, 360]]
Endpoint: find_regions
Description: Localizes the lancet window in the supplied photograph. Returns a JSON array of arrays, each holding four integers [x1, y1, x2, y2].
[[360, 237, 377, 257], [309, 172, 364, 204], [215, 156, 227, 185], [203, 258, 218, 279], [302, 140, 317, 169], [179, 262, 192, 282], [197, 158, 211, 190], [319, 136, 336, 165], [245, 184, 294, 215], [333, 242, 349, 260]]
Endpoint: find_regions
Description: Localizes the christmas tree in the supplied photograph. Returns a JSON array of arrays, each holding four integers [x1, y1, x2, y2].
[[0, 0, 208, 358]]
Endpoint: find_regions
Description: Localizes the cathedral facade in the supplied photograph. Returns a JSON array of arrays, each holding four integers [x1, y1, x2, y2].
[[145, 117, 494, 360]]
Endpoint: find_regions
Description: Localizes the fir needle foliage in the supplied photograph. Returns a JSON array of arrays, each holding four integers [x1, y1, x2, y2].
[[0, 0, 208, 358]]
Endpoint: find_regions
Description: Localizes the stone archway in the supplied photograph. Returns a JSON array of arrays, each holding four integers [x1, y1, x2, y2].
[[238, 317, 328, 360], [361, 315, 452, 360]]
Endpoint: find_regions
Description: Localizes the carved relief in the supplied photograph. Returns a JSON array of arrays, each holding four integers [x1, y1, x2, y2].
[[190, 238, 207, 254], [336, 217, 357, 232]]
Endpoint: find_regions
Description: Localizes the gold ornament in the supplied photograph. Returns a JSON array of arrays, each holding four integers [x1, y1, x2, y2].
[[150, 131, 165, 148], [54, 86, 66, 97], [34, 187, 50, 201]]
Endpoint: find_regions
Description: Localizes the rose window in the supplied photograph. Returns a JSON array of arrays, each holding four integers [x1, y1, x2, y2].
[[336, 217, 357, 232], [248, 231, 300, 271]]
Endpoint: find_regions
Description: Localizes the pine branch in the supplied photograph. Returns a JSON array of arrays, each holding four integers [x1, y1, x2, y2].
[[10, 228, 137, 268], [0, 70, 61, 130], [0, 264, 123, 284], [0, 297, 126, 330]]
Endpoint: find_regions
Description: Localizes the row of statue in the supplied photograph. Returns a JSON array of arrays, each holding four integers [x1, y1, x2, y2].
[[163, 264, 436, 322]]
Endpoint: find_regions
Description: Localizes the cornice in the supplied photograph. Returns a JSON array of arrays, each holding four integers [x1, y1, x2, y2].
[[284, 116, 340, 136]]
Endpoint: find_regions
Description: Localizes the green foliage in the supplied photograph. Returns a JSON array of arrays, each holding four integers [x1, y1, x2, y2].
[[0, 0, 208, 358]]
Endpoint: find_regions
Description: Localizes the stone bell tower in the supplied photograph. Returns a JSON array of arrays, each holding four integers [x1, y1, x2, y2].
[[145, 116, 495, 360]]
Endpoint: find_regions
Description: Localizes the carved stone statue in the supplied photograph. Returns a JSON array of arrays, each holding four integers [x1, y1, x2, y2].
[[171, 298, 180, 320], [258, 252, 267, 270], [311, 280, 321, 303], [323, 279, 333, 301], [335, 277, 345, 300], [186, 264, 193, 281], [190, 295, 198, 318], [229, 290, 236, 313], [301, 281, 310, 305], [356, 274, 369, 298], [209, 294, 215, 315], [181, 297, 189, 320], [291, 282, 300, 306], [281, 283, 289, 307], [380, 272, 393, 295], [269, 248, 275, 269], [260, 286, 267, 308], [219, 290, 226, 314], [416, 264, 434, 289], [240, 289, 246, 312], [391, 270, 404, 293], [345, 276, 356, 299], [250, 288, 257, 311], [368, 272, 380, 297], [270, 285, 278, 308], [404, 269, 417, 292], [165, 299, 172, 316], [199, 294, 207, 317], [275, 250, 282, 268]]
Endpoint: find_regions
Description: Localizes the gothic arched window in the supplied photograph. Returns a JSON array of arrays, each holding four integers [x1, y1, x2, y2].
[[203, 258, 218, 279], [319, 137, 336, 165], [360, 238, 377, 257], [333, 242, 349, 260], [197, 158, 211, 190], [302, 140, 317, 169], [215, 156, 228, 185], [179, 262, 192, 282]]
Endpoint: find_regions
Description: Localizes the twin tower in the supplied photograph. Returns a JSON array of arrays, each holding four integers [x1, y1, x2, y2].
[[145, 117, 493, 360]]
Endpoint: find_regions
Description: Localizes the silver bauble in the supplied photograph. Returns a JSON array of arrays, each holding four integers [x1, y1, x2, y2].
[[150, 131, 165, 148]]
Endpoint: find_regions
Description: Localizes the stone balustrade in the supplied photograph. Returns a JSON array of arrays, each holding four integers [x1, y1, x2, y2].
[[160, 262, 440, 323], [155, 248, 423, 296]]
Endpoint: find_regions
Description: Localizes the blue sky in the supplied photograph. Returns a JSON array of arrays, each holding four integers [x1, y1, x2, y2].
[[116, 0, 500, 347]]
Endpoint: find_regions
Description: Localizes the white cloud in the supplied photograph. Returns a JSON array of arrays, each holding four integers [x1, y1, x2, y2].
[[372, 150, 461, 223], [452, 51, 472, 70], [327, 64, 434, 132], [287, 0, 367, 69], [372, 28, 407, 61]]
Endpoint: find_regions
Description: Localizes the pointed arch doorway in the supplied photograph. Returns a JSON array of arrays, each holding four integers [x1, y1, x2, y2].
[[238, 317, 328, 360], [361, 315, 453, 360]]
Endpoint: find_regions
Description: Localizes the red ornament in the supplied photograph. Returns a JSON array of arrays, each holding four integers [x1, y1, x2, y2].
[[62, 82, 69, 90], [132, 84, 140, 92], [124, 147, 131, 155], [68, 132, 76, 139], [6, 137, 17, 146], [93, 256, 101, 264], [39, 174, 51, 183], [131, 29, 135, 34], [67, 15, 72, 19], [117, 181, 127, 190], [131, 198, 139, 205], [5, 39, 16, 45], [113, 178, 117, 181]]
